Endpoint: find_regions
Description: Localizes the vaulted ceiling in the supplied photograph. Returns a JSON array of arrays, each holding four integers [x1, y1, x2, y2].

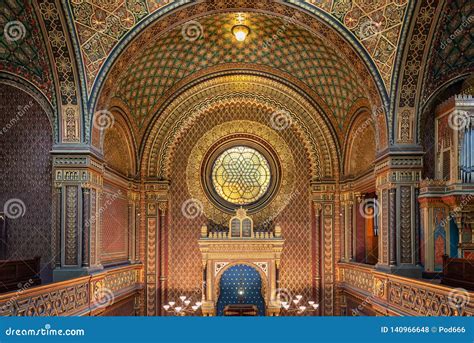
[[2, 0, 471, 149], [100, 12, 373, 139], [68, 0, 410, 93]]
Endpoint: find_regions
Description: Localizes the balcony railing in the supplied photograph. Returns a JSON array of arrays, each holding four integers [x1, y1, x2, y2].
[[0, 264, 143, 316], [338, 262, 474, 316]]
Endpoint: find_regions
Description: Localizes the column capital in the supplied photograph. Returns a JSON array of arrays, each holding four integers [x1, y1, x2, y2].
[[144, 180, 170, 202], [374, 153, 423, 176], [310, 180, 337, 202], [52, 152, 104, 189]]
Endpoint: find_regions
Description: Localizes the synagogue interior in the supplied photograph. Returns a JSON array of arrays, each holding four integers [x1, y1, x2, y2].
[[0, 0, 473, 316]]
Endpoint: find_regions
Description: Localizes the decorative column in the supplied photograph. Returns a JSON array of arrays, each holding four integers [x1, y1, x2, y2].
[[312, 201, 322, 315], [374, 153, 423, 277], [144, 181, 169, 316], [127, 185, 140, 264], [52, 153, 104, 281], [347, 198, 354, 262], [311, 180, 336, 316], [339, 190, 355, 263]]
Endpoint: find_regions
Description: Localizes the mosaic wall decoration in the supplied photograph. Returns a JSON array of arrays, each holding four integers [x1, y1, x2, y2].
[[305, 0, 410, 88], [110, 13, 367, 136], [101, 181, 129, 263], [67, 0, 409, 94], [422, 0, 474, 103], [167, 101, 313, 304], [0, 84, 53, 282], [68, 0, 172, 91], [0, 0, 54, 102]]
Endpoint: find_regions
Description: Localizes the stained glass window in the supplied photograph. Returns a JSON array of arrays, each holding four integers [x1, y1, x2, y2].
[[211, 146, 271, 205]]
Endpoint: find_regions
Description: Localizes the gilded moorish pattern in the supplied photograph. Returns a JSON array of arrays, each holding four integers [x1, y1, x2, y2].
[[0, 0, 54, 101], [167, 102, 314, 306], [67, 0, 410, 92]]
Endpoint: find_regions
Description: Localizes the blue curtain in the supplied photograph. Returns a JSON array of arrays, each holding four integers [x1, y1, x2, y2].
[[216, 264, 265, 316]]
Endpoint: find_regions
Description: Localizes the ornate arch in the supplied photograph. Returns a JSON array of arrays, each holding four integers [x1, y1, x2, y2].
[[101, 108, 138, 178], [35, 0, 85, 144], [343, 110, 377, 178], [0, 72, 55, 134], [89, 1, 390, 144], [140, 73, 340, 182], [392, 0, 442, 145], [214, 262, 269, 307]]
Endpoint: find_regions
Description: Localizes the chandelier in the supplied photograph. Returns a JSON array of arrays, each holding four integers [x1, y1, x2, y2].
[[280, 294, 319, 315], [163, 295, 202, 316]]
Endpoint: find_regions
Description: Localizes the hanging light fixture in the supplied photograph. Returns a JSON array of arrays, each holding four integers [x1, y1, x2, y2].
[[232, 24, 250, 42], [232, 13, 250, 42]]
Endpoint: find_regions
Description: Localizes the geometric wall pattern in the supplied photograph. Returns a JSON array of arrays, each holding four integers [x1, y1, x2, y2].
[[0, 84, 53, 282], [167, 102, 312, 305], [101, 182, 129, 264], [110, 13, 368, 136], [0, 0, 54, 101], [68, 0, 171, 90], [68, 0, 410, 93], [422, 0, 474, 103]]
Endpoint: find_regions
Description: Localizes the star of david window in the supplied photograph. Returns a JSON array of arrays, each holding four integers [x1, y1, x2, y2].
[[211, 146, 271, 205]]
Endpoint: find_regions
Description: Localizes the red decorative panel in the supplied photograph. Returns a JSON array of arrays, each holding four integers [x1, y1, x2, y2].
[[0, 84, 52, 282], [101, 182, 128, 263]]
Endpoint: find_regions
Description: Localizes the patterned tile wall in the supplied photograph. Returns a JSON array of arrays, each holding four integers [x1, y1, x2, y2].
[[0, 84, 53, 282], [167, 101, 312, 302]]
